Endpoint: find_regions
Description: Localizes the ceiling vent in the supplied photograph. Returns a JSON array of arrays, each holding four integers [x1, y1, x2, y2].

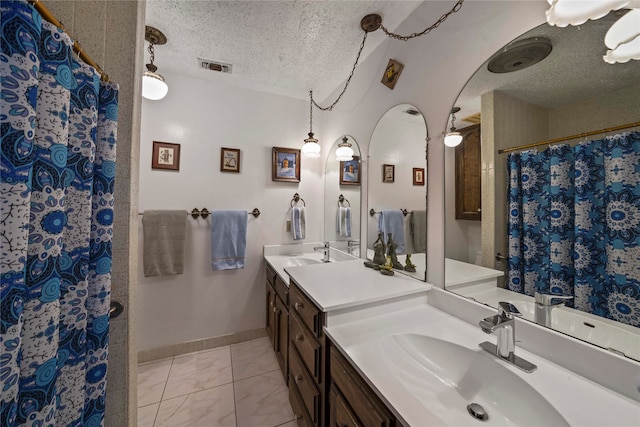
[[198, 58, 232, 74]]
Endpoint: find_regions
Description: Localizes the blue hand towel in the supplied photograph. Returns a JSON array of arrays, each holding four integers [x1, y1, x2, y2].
[[378, 210, 405, 254], [336, 207, 351, 238], [211, 210, 247, 270], [291, 207, 306, 240]]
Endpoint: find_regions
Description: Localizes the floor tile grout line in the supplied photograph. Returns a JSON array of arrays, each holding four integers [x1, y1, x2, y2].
[[154, 355, 174, 426], [230, 345, 238, 427]]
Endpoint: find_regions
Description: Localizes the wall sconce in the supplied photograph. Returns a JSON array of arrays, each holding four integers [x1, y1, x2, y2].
[[335, 136, 354, 161], [444, 107, 463, 148], [142, 26, 169, 101]]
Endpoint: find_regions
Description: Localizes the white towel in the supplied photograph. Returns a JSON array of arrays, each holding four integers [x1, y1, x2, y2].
[[337, 207, 352, 238], [291, 207, 306, 240]]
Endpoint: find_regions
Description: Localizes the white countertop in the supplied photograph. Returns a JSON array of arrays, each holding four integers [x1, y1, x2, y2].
[[325, 303, 640, 427], [284, 259, 431, 312]]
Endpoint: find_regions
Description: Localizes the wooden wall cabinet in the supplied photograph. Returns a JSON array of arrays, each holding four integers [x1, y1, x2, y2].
[[455, 124, 482, 221]]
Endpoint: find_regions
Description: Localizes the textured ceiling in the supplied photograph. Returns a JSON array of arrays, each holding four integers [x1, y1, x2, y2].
[[145, 0, 422, 102], [455, 10, 640, 126]]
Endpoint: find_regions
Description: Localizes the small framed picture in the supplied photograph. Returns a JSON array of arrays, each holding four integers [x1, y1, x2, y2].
[[383, 164, 395, 183], [152, 141, 180, 171], [272, 147, 301, 182], [381, 59, 404, 90], [340, 156, 361, 186], [413, 167, 425, 186], [220, 147, 241, 173]]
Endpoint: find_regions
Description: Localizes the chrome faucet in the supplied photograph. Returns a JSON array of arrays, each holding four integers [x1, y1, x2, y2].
[[347, 239, 359, 255], [313, 241, 331, 263], [479, 302, 537, 372], [534, 292, 573, 327]]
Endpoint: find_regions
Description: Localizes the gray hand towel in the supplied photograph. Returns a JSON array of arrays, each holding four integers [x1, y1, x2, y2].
[[410, 210, 427, 253], [142, 210, 187, 277]]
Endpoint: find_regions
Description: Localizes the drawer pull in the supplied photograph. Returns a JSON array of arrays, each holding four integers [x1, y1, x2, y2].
[[273, 307, 277, 313], [270, 301, 274, 307], [294, 302, 303, 310], [295, 414, 302, 420], [295, 374, 302, 382], [296, 334, 303, 342]]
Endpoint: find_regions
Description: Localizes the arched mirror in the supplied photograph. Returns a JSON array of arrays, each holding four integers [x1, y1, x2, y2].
[[444, 13, 640, 361], [324, 135, 361, 254], [367, 104, 428, 280]]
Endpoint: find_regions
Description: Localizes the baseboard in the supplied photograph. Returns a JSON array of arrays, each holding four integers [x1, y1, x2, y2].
[[137, 328, 266, 363]]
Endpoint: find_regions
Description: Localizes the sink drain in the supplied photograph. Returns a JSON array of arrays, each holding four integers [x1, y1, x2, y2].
[[467, 403, 488, 421]]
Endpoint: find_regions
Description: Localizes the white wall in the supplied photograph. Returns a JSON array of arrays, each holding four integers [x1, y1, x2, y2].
[[137, 71, 324, 351]]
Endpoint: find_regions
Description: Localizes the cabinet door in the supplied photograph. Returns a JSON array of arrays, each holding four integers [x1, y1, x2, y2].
[[334, 390, 361, 427], [455, 124, 482, 221], [266, 283, 276, 349], [275, 295, 289, 379]]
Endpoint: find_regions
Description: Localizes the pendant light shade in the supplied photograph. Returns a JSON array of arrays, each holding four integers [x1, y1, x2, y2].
[[603, 9, 640, 64], [143, 26, 168, 101], [302, 91, 321, 158], [545, 0, 637, 27], [142, 70, 168, 100], [302, 132, 321, 158], [444, 107, 463, 148], [336, 136, 354, 161]]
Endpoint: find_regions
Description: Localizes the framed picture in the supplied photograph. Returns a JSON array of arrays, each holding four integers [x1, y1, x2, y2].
[[220, 147, 241, 173], [272, 147, 301, 182], [152, 141, 180, 171], [413, 167, 425, 186], [381, 59, 404, 90], [340, 156, 361, 186], [382, 164, 395, 183]]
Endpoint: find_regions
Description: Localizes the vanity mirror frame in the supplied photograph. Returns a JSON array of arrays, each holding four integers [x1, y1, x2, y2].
[[443, 13, 640, 361], [367, 104, 429, 281]]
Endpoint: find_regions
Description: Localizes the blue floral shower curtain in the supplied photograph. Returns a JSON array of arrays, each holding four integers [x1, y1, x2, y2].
[[1, 1, 118, 426], [507, 132, 640, 327]]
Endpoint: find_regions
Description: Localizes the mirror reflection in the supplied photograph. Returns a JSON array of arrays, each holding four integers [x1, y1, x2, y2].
[[444, 14, 640, 361], [367, 104, 428, 280], [324, 135, 361, 254]]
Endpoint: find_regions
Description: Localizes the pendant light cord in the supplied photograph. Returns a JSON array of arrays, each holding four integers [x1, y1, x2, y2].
[[381, 0, 464, 41]]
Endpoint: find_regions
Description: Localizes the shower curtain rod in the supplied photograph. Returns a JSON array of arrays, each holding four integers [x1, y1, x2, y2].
[[28, 0, 110, 82], [497, 121, 639, 154]]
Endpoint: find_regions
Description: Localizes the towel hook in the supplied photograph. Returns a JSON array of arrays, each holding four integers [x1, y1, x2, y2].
[[291, 193, 306, 208], [338, 194, 351, 208], [369, 208, 377, 217]]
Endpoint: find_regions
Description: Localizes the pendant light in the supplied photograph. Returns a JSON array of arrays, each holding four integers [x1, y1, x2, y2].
[[603, 9, 640, 64], [335, 136, 354, 161], [302, 91, 321, 158], [444, 107, 463, 148], [142, 26, 169, 101]]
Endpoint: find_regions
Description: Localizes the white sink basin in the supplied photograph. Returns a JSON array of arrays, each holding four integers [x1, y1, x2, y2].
[[381, 334, 569, 426], [284, 256, 326, 267]]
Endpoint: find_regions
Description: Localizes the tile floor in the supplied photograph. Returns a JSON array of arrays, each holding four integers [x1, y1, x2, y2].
[[137, 337, 297, 427]]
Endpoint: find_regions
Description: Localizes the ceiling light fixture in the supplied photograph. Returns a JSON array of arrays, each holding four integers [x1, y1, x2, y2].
[[143, 26, 168, 101], [335, 136, 354, 161], [545, 1, 640, 64], [301, 91, 321, 158], [303, 0, 465, 157], [444, 107, 463, 148]]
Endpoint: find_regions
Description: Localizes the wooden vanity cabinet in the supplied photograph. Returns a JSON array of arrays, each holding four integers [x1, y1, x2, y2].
[[328, 343, 396, 427], [288, 280, 327, 427], [265, 264, 289, 380]]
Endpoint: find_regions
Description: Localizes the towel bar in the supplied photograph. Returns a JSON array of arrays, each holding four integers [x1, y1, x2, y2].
[[138, 208, 261, 219], [338, 194, 351, 207], [291, 193, 306, 207], [369, 208, 409, 217]]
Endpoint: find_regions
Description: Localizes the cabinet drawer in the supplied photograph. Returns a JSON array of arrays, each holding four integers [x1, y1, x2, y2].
[[266, 264, 276, 287], [290, 312, 322, 384], [289, 345, 320, 423], [330, 347, 394, 427], [290, 282, 322, 337], [275, 273, 289, 306], [289, 377, 313, 427], [335, 389, 361, 427]]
